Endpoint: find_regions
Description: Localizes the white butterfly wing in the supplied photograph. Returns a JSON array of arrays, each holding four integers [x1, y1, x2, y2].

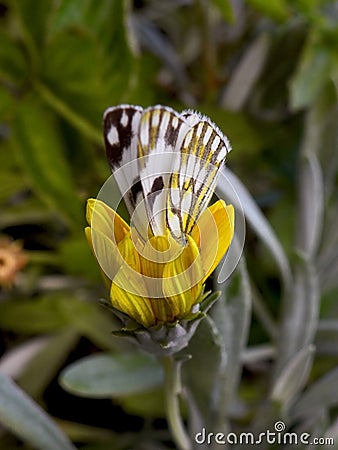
[[104, 105, 143, 212], [104, 105, 149, 241], [103, 105, 231, 244], [137, 106, 191, 237], [167, 111, 231, 239]]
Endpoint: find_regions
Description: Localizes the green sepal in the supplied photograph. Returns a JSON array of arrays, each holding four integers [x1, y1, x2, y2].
[[200, 290, 221, 313], [101, 289, 221, 356]]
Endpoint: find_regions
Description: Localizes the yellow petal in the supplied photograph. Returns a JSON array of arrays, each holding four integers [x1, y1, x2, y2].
[[88, 225, 126, 281], [86, 199, 129, 245], [111, 266, 156, 328], [117, 232, 141, 273], [146, 235, 202, 323], [85, 227, 111, 289], [140, 234, 180, 279], [191, 200, 234, 282], [85, 226, 93, 251], [148, 297, 176, 324], [113, 233, 151, 300]]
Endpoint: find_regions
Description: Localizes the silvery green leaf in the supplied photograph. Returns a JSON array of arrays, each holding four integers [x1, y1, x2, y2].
[[18, 331, 79, 399], [242, 344, 275, 365], [182, 316, 223, 430], [275, 119, 323, 370], [275, 261, 319, 375], [221, 33, 270, 111], [295, 153, 324, 259], [291, 366, 338, 420], [217, 168, 292, 290], [271, 345, 315, 413], [0, 336, 51, 379], [211, 258, 251, 423], [0, 331, 78, 400], [274, 88, 326, 374], [0, 372, 75, 450], [303, 83, 338, 199], [60, 352, 163, 398], [318, 207, 338, 291]]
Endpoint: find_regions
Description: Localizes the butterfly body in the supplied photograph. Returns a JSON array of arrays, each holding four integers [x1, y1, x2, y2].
[[103, 105, 231, 244]]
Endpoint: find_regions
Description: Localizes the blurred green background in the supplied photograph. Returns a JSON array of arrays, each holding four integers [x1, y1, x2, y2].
[[0, 0, 338, 449]]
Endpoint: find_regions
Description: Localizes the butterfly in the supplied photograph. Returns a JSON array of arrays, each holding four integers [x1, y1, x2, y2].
[[103, 104, 231, 244]]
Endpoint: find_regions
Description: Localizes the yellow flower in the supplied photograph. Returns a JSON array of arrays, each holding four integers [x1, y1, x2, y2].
[[86, 198, 234, 328]]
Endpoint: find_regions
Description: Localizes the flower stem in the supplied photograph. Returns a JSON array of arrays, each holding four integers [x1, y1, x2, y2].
[[162, 355, 192, 450]]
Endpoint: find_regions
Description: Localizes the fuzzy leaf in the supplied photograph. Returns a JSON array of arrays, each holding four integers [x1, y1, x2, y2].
[[217, 168, 292, 289], [0, 372, 76, 450], [295, 153, 324, 258], [271, 345, 315, 412], [212, 258, 252, 422], [292, 366, 338, 420], [275, 261, 319, 375], [18, 331, 79, 399], [60, 352, 163, 398], [222, 33, 270, 110], [183, 316, 224, 429]]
